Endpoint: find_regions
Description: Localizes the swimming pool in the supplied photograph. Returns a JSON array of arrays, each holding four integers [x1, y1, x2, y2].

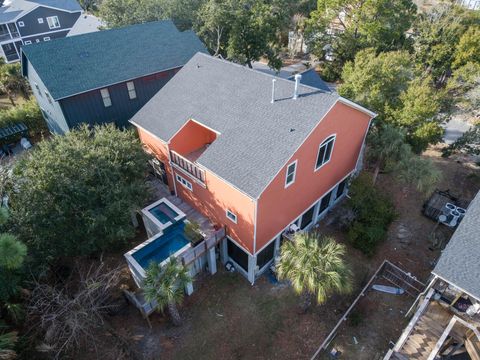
[[141, 198, 186, 237], [132, 222, 189, 269], [149, 202, 179, 224]]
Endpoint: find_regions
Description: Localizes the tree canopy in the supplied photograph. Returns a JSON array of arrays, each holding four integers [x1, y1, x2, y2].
[[306, 0, 417, 79], [412, 4, 480, 84], [99, 0, 204, 30], [11, 124, 150, 262]]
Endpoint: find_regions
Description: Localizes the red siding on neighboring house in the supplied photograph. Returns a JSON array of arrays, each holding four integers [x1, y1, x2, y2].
[[255, 102, 372, 252]]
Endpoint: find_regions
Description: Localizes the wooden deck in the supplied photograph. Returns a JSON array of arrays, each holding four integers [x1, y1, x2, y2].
[[148, 179, 216, 238], [391, 300, 479, 360]]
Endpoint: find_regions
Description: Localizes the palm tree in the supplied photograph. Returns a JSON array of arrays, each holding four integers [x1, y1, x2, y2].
[[143, 257, 192, 326], [276, 233, 352, 311]]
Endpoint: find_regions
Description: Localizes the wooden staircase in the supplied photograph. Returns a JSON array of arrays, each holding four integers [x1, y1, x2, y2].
[[395, 302, 452, 359], [381, 261, 425, 298]]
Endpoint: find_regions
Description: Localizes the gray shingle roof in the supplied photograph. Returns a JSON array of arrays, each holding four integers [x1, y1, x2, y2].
[[22, 20, 208, 100], [433, 191, 480, 300], [288, 69, 332, 92], [131, 53, 345, 198], [0, 0, 81, 23]]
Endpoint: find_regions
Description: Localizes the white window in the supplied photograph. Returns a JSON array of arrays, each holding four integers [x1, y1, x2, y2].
[[315, 135, 335, 171], [18, 21, 24, 27], [285, 160, 297, 188], [126, 81, 136, 99], [35, 39, 40, 43], [45, 91, 53, 105], [100, 88, 111, 107], [175, 173, 192, 191], [24, 40, 32, 45], [46, 16, 60, 29], [226, 210, 237, 224], [37, 18, 44, 24], [34, 83, 42, 97], [43, 37, 50, 41]]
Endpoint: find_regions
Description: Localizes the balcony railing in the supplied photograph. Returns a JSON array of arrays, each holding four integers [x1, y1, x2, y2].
[[170, 150, 206, 184]]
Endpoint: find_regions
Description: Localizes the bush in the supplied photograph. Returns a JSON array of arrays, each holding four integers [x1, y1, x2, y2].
[[11, 124, 150, 263], [0, 99, 47, 139], [346, 174, 396, 256]]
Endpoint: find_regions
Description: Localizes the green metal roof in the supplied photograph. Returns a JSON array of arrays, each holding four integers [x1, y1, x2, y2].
[[22, 20, 209, 100]]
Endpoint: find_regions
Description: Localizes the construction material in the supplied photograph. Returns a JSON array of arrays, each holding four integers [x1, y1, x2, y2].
[[372, 285, 405, 295]]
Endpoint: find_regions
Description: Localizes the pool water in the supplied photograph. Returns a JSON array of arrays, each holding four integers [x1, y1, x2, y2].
[[133, 222, 189, 269], [149, 202, 179, 224]]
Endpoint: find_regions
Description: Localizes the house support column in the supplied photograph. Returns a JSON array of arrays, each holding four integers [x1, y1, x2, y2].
[[219, 238, 228, 265], [207, 247, 217, 275], [247, 254, 256, 285], [185, 265, 194, 296]]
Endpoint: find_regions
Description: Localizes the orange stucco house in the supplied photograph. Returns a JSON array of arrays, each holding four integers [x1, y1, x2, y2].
[[130, 53, 376, 283]]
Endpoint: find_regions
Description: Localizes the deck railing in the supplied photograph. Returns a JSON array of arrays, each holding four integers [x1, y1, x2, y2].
[[180, 226, 226, 266], [170, 150, 206, 184]]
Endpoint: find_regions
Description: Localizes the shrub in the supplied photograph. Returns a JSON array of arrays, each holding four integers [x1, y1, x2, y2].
[[0, 99, 47, 139], [11, 124, 150, 262], [346, 174, 396, 256]]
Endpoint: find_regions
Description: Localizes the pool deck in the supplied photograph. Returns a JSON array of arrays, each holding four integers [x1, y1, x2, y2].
[[148, 179, 217, 239]]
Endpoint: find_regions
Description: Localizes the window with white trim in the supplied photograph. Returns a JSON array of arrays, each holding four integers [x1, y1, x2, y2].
[[175, 173, 192, 191], [315, 135, 335, 170], [18, 22, 24, 27], [46, 16, 60, 29], [24, 40, 32, 45], [126, 81, 137, 99], [226, 210, 237, 223], [285, 160, 297, 187], [225, 209, 237, 224], [100, 88, 112, 107], [37, 18, 44, 24], [43, 37, 50, 41]]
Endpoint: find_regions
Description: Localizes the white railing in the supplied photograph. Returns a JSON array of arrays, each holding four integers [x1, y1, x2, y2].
[[170, 150, 206, 183]]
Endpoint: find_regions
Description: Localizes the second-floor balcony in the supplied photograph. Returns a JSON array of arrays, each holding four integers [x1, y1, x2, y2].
[[170, 150, 206, 184], [0, 24, 20, 42]]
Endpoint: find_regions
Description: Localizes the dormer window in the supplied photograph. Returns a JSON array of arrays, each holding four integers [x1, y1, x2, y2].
[[315, 135, 335, 171]]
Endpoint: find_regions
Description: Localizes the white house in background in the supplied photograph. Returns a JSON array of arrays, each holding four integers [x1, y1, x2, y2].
[[0, 0, 98, 63]]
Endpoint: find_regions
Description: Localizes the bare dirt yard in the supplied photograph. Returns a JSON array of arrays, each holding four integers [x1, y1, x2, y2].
[[80, 150, 480, 360]]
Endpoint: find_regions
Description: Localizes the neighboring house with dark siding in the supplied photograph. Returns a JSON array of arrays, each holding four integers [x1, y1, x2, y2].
[[0, 0, 87, 63], [21, 20, 208, 134]]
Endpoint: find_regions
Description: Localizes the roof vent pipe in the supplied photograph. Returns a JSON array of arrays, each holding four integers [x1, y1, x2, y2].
[[271, 79, 276, 103], [293, 74, 302, 100]]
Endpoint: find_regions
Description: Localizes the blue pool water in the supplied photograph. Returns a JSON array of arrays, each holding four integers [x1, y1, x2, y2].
[[133, 222, 189, 269], [149, 202, 179, 224]]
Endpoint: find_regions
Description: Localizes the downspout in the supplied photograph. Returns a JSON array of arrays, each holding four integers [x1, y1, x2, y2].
[[251, 197, 258, 286]]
